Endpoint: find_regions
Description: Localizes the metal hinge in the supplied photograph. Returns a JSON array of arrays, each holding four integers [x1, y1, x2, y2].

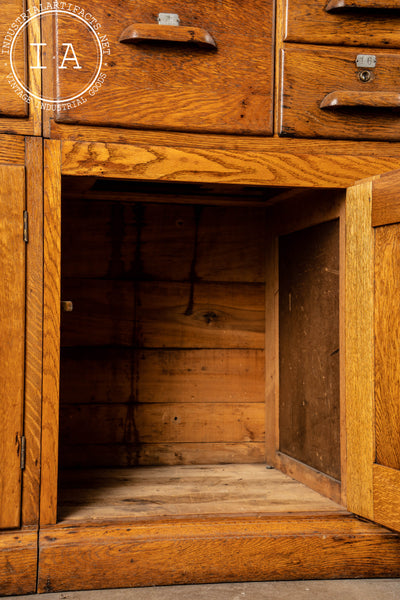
[[23, 211, 29, 243], [20, 435, 26, 470]]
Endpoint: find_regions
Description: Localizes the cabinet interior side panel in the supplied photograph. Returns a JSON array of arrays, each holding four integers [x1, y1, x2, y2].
[[59, 193, 267, 467], [279, 219, 341, 481]]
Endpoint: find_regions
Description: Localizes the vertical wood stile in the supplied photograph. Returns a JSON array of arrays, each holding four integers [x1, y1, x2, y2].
[[345, 180, 375, 520], [40, 140, 61, 525]]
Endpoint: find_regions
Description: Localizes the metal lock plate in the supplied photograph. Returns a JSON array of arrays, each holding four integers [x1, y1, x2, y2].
[[356, 54, 377, 69], [158, 13, 180, 26]]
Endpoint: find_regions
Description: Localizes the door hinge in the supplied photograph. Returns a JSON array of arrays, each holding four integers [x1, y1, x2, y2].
[[23, 211, 29, 243], [20, 435, 26, 470]]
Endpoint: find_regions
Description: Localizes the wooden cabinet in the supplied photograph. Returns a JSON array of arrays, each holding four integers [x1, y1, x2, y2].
[[51, 0, 274, 135], [4, 2, 400, 596]]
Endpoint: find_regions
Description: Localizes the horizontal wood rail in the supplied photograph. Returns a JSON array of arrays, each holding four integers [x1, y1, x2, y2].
[[320, 91, 400, 110], [325, 0, 400, 11], [119, 24, 217, 49]]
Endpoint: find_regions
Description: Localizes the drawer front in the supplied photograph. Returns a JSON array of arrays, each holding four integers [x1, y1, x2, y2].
[[1, 0, 28, 118], [53, 1, 274, 135], [285, 0, 400, 48], [280, 46, 400, 141]]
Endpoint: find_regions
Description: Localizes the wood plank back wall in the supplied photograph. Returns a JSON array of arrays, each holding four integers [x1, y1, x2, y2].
[[59, 191, 267, 468]]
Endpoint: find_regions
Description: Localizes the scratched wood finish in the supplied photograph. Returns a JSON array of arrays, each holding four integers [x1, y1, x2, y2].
[[53, 1, 273, 135], [372, 169, 400, 227], [280, 46, 400, 141], [22, 136, 44, 526], [38, 515, 400, 592], [59, 443, 265, 469], [279, 220, 340, 480], [61, 140, 400, 188], [57, 465, 345, 522], [374, 223, 400, 470], [0, 165, 25, 529], [345, 180, 375, 521], [41, 140, 62, 526], [0, 529, 37, 596], [60, 348, 264, 405], [284, 0, 400, 47]]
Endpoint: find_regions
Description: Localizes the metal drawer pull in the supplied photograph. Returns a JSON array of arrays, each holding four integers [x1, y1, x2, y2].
[[325, 0, 400, 11], [119, 15, 217, 49], [320, 91, 400, 109]]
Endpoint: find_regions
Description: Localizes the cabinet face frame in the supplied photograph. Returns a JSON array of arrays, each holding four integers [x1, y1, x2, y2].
[[41, 138, 400, 530]]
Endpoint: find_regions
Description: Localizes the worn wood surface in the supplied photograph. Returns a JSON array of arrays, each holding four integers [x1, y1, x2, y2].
[[0, 164, 25, 529], [0, 0, 27, 118], [284, 0, 400, 47], [38, 514, 400, 592], [0, 528, 37, 596], [41, 140, 61, 526], [375, 223, 400, 470], [22, 136, 43, 526], [61, 140, 400, 188], [53, 1, 273, 135], [279, 220, 340, 480], [372, 169, 400, 227], [60, 348, 264, 405], [345, 180, 375, 520], [373, 464, 400, 532], [281, 45, 400, 141], [57, 464, 345, 522]]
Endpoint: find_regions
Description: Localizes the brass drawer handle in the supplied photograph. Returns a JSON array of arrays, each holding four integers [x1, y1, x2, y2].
[[61, 300, 74, 312], [325, 0, 400, 11], [119, 23, 217, 49], [320, 90, 400, 109]]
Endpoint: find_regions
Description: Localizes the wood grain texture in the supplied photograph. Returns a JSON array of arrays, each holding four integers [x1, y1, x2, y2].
[[374, 223, 400, 470], [372, 169, 400, 227], [22, 136, 43, 526], [285, 0, 400, 48], [38, 515, 400, 592], [373, 464, 400, 532], [0, 164, 25, 529], [61, 279, 265, 349], [60, 348, 264, 405], [59, 403, 265, 445], [0, 528, 37, 596], [281, 45, 400, 141], [345, 180, 375, 520], [41, 139, 61, 526], [279, 220, 340, 480], [56, 465, 345, 522], [53, 0, 273, 135], [0, 0, 27, 118], [61, 140, 400, 189], [58, 443, 265, 469]]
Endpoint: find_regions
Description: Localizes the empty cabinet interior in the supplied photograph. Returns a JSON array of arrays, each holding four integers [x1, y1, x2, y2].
[[57, 177, 346, 522]]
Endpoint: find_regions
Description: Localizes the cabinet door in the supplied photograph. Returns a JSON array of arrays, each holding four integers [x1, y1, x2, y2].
[[0, 0, 28, 118], [346, 168, 400, 532], [0, 165, 26, 529]]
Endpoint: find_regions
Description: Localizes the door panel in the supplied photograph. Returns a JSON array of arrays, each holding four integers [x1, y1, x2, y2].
[[346, 168, 400, 531], [0, 165, 26, 528]]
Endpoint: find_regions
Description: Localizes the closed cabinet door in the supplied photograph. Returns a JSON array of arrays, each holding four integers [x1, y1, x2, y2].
[[346, 167, 400, 532], [0, 165, 26, 528]]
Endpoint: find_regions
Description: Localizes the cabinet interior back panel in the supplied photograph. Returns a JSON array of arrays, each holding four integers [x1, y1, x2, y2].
[[279, 219, 340, 481], [59, 191, 267, 468]]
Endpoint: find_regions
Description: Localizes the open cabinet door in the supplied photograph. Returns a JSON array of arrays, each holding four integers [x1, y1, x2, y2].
[[346, 168, 400, 532], [0, 164, 26, 528]]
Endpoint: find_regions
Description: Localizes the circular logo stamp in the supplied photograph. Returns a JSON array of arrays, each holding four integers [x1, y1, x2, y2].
[[2, 2, 111, 110]]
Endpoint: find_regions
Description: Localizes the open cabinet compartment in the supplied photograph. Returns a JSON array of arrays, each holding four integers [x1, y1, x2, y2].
[[56, 177, 346, 523]]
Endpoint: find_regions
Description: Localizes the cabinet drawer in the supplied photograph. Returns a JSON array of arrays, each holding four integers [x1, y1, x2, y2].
[[53, 1, 274, 135], [285, 0, 400, 48], [0, 1, 28, 118], [280, 46, 400, 141]]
